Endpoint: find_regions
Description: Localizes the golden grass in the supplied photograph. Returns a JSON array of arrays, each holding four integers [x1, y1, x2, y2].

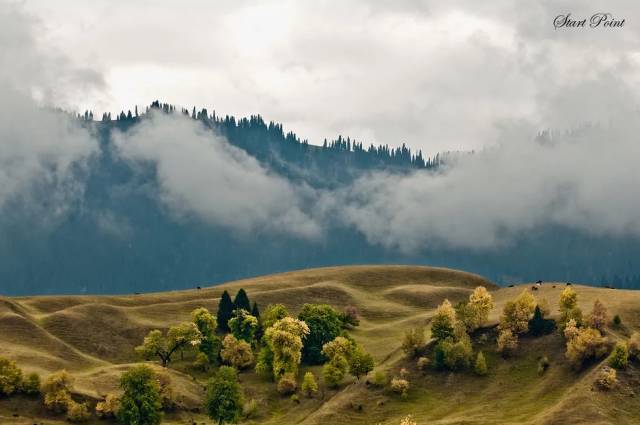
[[1, 266, 639, 424]]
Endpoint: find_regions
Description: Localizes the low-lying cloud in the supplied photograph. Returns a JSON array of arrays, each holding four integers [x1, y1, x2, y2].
[[113, 112, 321, 239], [0, 3, 100, 217], [337, 121, 640, 252]]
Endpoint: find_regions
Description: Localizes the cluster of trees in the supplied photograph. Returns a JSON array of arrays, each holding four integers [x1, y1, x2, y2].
[[395, 284, 639, 396], [133, 288, 372, 422], [400, 286, 494, 381], [0, 357, 40, 398]]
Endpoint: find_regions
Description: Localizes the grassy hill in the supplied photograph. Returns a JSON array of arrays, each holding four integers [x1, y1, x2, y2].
[[1, 265, 639, 424]]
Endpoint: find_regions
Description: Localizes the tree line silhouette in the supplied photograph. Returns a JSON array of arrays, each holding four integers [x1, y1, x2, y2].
[[78, 100, 442, 173]]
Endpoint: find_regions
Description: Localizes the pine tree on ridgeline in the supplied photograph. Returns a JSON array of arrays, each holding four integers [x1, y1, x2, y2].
[[216, 290, 234, 333], [233, 289, 251, 313]]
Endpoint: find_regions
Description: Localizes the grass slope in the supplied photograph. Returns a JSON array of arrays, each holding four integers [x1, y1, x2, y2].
[[0, 265, 639, 424]]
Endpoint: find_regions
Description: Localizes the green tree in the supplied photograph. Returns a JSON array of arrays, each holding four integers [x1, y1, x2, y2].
[[205, 366, 243, 425], [136, 323, 202, 367], [528, 306, 555, 336], [499, 290, 536, 335], [228, 309, 258, 343], [608, 342, 629, 369], [298, 304, 344, 364], [321, 336, 353, 387], [431, 299, 456, 341], [262, 304, 289, 329], [233, 288, 251, 312], [216, 290, 234, 333], [349, 344, 374, 379], [301, 372, 318, 397], [251, 301, 260, 319], [117, 365, 162, 425], [192, 307, 221, 364], [255, 345, 274, 378]]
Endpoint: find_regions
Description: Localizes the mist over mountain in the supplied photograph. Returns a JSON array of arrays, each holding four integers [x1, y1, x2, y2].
[[1, 103, 640, 295]]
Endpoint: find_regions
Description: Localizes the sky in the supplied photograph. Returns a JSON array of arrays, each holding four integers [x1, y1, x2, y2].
[[2, 0, 640, 253], [7, 0, 640, 153]]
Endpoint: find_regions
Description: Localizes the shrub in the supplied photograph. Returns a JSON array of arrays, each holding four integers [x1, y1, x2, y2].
[[95, 393, 120, 419], [290, 394, 300, 403], [301, 372, 318, 397], [390, 378, 409, 397], [277, 373, 297, 395], [563, 319, 580, 341], [565, 327, 608, 369], [417, 357, 430, 371], [401, 328, 426, 358], [298, 304, 344, 364], [537, 356, 550, 375], [243, 398, 258, 419], [221, 334, 254, 369], [431, 299, 456, 341], [474, 352, 488, 376], [156, 371, 176, 410], [117, 365, 162, 425], [194, 351, 210, 371], [595, 367, 617, 390], [21, 372, 40, 396], [67, 401, 90, 423], [608, 342, 629, 369], [342, 306, 360, 328], [42, 370, 74, 413], [497, 329, 518, 356], [205, 366, 243, 425], [0, 357, 23, 396], [400, 416, 418, 425], [613, 314, 622, 326], [371, 369, 388, 387], [628, 332, 640, 360]]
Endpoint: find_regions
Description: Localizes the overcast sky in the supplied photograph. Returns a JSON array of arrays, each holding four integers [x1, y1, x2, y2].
[[7, 0, 640, 153]]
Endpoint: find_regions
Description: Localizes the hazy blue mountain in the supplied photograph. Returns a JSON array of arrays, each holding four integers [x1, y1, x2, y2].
[[1, 103, 638, 295]]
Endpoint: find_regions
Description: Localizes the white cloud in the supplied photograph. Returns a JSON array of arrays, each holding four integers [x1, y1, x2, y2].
[[0, 3, 99, 213], [14, 0, 640, 153], [112, 112, 320, 239]]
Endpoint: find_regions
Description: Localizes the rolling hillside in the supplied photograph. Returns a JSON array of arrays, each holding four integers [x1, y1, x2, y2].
[[1, 266, 639, 424]]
